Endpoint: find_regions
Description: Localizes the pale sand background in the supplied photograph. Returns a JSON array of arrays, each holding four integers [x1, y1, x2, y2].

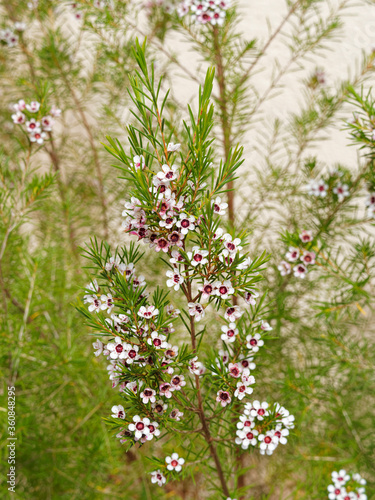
[[160, 1, 374, 169]]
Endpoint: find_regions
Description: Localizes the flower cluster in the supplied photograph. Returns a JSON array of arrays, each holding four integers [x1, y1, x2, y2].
[[177, 0, 231, 26], [11, 99, 61, 145], [278, 230, 316, 279], [0, 22, 26, 48], [327, 470, 367, 500], [235, 402, 294, 455], [305, 169, 350, 203]]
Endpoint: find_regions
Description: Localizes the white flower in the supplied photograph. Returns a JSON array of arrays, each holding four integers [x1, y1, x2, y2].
[[111, 405, 125, 419], [198, 280, 216, 300], [29, 131, 47, 144], [221, 323, 238, 343], [235, 428, 259, 449], [50, 105, 62, 117], [92, 339, 103, 356], [245, 400, 269, 420], [170, 374, 186, 391], [140, 388, 157, 404], [86, 295, 102, 313], [188, 302, 205, 321], [332, 470, 350, 486], [212, 196, 228, 215], [150, 470, 166, 487], [187, 246, 209, 266], [166, 270, 184, 291], [176, 214, 195, 235], [234, 381, 254, 400], [301, 251, 315, 265], [166, 452, 185, 472], [327, 484, 345, 499], [216, 390, 232, 407], [246, 333, 264, 353], [258, 430, 278, 455], [167, 142, 181, 152], [131, 155, 145, 170], [124, 345, 139, 364], [315, 179, 328, 197], [147, 331, 169, 349], [273, 427, 289, 445], [128, 415, 150, 439], [26, 101, 40, 113], [286, 247, 300, 262], [159, 211, 176, 229], [244, 290, 259, 305], [100, 293, 114, 313], [138, 305, 159, 318], [214, 280, 234, 299], [278, 260, 291, 276], [107, 337, 129, 360], [237, 256, 253, 270], [299, 230, 313, 243], [152, 399, 168, 415], [293, 263, 308, 278], [260, 320, 272, 331], [333, 182, 349, 202], [188, 356, 206, 375], [169, 408, 184, 420], [11, 111, 26, 124], [157, 164, 179, 183], [224, 306, 243, 322], [41, 115, 54, 131], [159, 382, 173, 398], [223, 234, 242, 254], [13, 99, 26, 112]]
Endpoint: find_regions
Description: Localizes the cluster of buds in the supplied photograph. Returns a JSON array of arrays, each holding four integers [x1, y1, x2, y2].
[[177, 0, 231, 26], [305, 169, 350, 203], [235, 402, 294, 456], [278, 230, 316, 279], [327, 470, 367, 500], [0, 22, 26, 47], [11, 99, 61, 145]]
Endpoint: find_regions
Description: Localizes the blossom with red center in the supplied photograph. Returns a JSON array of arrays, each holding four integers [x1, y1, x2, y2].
[[239, 356, 256, 371], [165, 345, 179, 359], [124, 345, 139, 364], [170, 374, 186, 391], [224, 305, 243, 322], [212, 196, 228, 215], [26, 119, 41, 133], [246, 333, 264, 353], [214, 280, 234, 300], [11, 111, 26, 124], [128, 415, 150, 439], [140, 387, 156, 404], [85, 295, 103, 313], [29, 131, 47, 144], [176, 214, 195, 235], [234, 382, 254, 400], [244, 290, 259, 305], [236, 414, 255, 431], [150, 470, 166, 487], [301, 250, 315, 265], [333, 182, 349, 202], [221, 323, 239, 343], [169, 408, 184, 420], [299, 230, 313, 243], [166, 452, 185, 472], [188, 356, 206, 375], [111, 404, 125, 419], [188, 302, 205, 321], [327, 484, 346, 499], [156, 164, 179, 183], [107, 337, 129, 360], [100, 293, 114, 313], [187, 246, 209, 267], [159, 382, 173, 398], [285, 246, 300, 262], [227, 362, 242, 378], [198, 280, 216, 300], [41, 115, 54, 131], [258, 430, 278, 455], [245, 400, 269, 420], [154, 237, 169, 253], [216, 390, 232, 407], [138, 305, 159, 319], [166, 270, 184, 291], [159, 211, 176, 229], [168, 231, 184, 247], [151, 399, 168, 415], [332, 470, 350, 486], [131, 155, 145, 170], [293, 263, 308, 278], [235, 428, 259, 449], [26, 101, 40, 113], [273, 427, 289, 445], [278, 260, 291, 276], [147, 331, 169, 349], [222, 234, 242, 255]]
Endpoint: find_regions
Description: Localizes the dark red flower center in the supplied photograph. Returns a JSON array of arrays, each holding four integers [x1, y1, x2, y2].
[[246, 432, 254, 439], [264, 436, 272, 444], [171, 460, 178, 467], [153, 338, 161, 346], [219, 286, 228, 295], [136, 422, 144, 430], [115, 344, 123, 353], [181, 219, 190, 228]]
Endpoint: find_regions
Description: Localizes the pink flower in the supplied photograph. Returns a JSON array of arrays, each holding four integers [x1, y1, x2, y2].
[[216, 390, 232, 407], [170, 374, 186, 391], [278, 261, 291, 276], [301, 251, 315, 265], [293, 263, 308, 278], [198, 280, 216, 300], [140, 388, 156, 404], [150, 470, 166, 486], [224, 306, 243, 322], [159, 382, 173, 398], [285, 247, 299, 262], [299, 230, 313, 243]]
